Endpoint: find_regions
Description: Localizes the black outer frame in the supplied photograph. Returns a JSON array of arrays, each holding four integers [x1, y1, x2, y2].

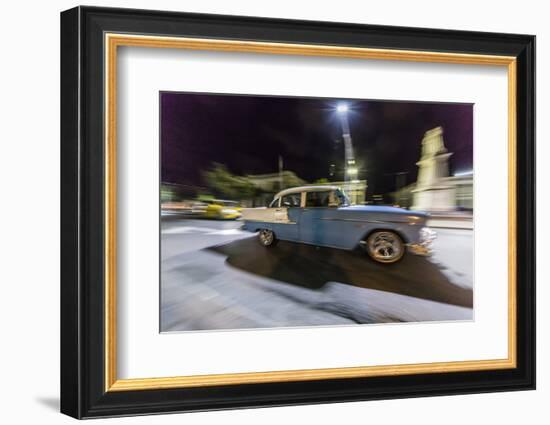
[[60, 6, 535, 419]]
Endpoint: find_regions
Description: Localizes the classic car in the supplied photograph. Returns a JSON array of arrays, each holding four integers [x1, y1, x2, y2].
[[241, 185, 436, 264]]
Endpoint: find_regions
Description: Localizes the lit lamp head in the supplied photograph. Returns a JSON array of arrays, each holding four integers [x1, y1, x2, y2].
[[336, 103, 348, 114]]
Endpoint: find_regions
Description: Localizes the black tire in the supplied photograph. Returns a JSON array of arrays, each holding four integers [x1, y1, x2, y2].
[[364, 230, 405, 264], [258, 229, 277, 247]]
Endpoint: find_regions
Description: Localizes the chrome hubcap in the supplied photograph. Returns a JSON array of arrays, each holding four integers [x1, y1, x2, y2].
[[368, 231, 402, 262], [259, 229, 274, 245]]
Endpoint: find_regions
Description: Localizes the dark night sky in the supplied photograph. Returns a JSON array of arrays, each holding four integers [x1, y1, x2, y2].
[[161, 92, 472, 194]]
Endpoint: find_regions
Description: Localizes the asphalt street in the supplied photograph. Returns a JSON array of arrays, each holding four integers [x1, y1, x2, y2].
[[161, 217, 474, 332]]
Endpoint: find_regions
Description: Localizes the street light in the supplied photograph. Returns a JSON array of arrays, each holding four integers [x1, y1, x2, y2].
[[335, 102, 356, 193], [336, 103, 348, 113]]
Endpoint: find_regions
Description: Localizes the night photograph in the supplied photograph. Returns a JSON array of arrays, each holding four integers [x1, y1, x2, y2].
[[160, 92, 474, 332]]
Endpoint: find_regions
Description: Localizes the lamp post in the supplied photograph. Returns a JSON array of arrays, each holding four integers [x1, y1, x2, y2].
[[336, 103, 356, 193]]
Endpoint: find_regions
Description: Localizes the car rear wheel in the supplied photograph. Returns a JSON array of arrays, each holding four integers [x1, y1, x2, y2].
[[258, 229, 277, 247], [365, 231, 405, 264]]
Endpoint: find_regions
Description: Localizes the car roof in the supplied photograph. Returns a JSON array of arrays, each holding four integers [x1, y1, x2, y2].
[[274, 185, 340, 198]]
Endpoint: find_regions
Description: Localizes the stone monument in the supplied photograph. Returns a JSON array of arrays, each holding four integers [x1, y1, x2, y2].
[[411, 126, 456, 211]]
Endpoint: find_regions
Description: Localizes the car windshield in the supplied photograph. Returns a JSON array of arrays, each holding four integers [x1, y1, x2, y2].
[[281, 193, 301, 207]]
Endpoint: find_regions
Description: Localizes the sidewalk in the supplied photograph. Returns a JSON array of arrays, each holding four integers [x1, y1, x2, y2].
[[427, 213, 473, 230]]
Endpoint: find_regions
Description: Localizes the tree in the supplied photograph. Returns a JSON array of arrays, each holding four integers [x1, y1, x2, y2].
[[314, 178, 330, 185], [202, 163, 256, 201]]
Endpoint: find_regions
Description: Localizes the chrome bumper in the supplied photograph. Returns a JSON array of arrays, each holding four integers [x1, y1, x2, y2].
[[407, 227, 437, 256]]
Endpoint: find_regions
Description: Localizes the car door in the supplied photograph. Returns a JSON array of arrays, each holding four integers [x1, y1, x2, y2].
[[299, 190, 333, 245], [274, 192, 301, 241]]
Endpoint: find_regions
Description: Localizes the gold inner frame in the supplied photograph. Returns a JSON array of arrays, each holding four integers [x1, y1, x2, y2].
[[104, 33, 517, 392]]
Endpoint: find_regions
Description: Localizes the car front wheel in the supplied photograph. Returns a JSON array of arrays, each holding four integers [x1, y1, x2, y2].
[[258, 229, 277, 247], [365, 231, 405, 264]]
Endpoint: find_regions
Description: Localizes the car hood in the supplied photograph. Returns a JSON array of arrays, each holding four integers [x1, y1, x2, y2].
[[340, 205, 429, 218]]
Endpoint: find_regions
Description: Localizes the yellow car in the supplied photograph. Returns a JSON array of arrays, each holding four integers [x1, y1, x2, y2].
[[200, 200, 242, 220]]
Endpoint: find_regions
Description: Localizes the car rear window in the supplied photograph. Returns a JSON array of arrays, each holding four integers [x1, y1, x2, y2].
[[305, 191, 331, 207]]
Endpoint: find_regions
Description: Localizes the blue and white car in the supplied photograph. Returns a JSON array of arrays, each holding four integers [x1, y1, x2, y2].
[[241, 185, 436, 264]]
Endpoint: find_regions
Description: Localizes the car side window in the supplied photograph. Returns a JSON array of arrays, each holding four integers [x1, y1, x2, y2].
[[305, 191, 331, 207], [281, 193, 301, 207]]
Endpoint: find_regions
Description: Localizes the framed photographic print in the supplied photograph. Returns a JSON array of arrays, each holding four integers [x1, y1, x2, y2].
[[60, 6, 535, 419]]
